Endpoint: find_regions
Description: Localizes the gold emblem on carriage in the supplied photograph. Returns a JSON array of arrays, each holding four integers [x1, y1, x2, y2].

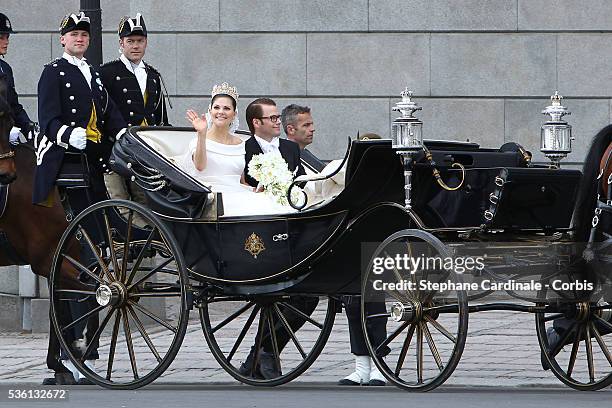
[[244, 233, 265, 259]]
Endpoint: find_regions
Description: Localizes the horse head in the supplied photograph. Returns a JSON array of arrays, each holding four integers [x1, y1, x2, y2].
[[0, 77, 17, 184]]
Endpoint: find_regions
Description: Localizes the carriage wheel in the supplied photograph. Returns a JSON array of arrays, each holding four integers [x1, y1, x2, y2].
[[50, 199, 189, 389], [361, 229, 468, 391], [535, 288, 612, 390], [200, 294, 337, 386]]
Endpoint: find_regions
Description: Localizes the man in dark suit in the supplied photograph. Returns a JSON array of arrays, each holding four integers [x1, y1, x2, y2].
[[0, 13, 36, 142], [243, 98, 304, 188], [281, 103, 325, 173]]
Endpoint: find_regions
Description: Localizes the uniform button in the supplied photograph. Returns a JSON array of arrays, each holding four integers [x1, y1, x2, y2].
[[70, 122, 76, 126], [65, 83, 71, 88], [116, 76, 120, 81], [128, 123, 132, 126], [123, 88, 127, 93], [99, 158, 103, 162], [69, 96, 75, 100], [52, 63, 58, 67], [95, 72, 99, 76], [153, 79, 156, 84], [101, 120, 105, 125], [129, 112, 134, 116], [71, 109, 76, 113], [60, 71, 65, 76], [127, 99, 131, 104]]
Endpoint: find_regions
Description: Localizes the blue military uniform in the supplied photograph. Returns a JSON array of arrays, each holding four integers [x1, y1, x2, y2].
[[0, 12, 33, 131], [33, 13, 126, 205]]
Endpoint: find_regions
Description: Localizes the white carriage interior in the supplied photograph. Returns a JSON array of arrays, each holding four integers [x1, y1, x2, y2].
[[132, 129, 344, 217]]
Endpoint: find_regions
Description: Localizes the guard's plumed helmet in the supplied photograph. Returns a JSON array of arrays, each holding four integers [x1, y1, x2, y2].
[[118, 13, 147, 38], [60, 12, 90, 35], [0, 13, 15, 34]]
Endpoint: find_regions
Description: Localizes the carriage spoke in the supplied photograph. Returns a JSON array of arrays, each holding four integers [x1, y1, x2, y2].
[[273, 304, 307, 359], [61, 304, 106, 333], [63, 254, 103, 284], [551, 323, 578, 357], [366, 312, 391, 320], [129, 292, 181, 298], [212, 302, 254, 334], [126, 228, 157, 286], [424, 315, 456, 344], [106, 311, 122, 381], [227, 305, 260, 363], [129, 300, 177, 334], [127, 304, 162, 363], [422, 322, 444, 371], [376, 321, 410, 355], [278, 302, 324, 329], [121, 308, 139, 380], [566, 325, 581, 377], [102, 209, 120, 282], [416, 323, 424, 384], [127, 257, 175, 291], [81, 307, 116, 364], [251, 310, 266, 375], [121, 210, 134, 282], [544, 313, 565, 322], [591, 322, 612, 366], [55, 289, 96, 296], [383, 250, 413, 301], [395, 324, 416, 376], [593, 315, 612, 332], [584, 323, 595, 383], [78, 226, 115, 282], [265, 308, 282, 374]]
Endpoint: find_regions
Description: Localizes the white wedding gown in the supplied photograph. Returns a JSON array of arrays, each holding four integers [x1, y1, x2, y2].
[[179, 138, 296, 217]]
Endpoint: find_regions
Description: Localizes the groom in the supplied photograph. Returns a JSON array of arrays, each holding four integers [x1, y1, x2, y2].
[[243, 97, 304, 187]]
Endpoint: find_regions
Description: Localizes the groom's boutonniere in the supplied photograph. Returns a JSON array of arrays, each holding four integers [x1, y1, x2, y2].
[[247, 151, 303, 206]]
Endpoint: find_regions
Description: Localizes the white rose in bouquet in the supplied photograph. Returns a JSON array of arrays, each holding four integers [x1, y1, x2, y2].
[[247, 151, 304, 206]]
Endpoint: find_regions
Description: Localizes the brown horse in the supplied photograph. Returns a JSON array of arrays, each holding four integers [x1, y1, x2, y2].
[[0, 77, 85, 383]]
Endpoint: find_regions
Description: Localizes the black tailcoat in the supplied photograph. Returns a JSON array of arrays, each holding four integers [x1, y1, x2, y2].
[[0, 59, 31, 129], [34, 57, 126, 205], [243, 136, 305, 188], [99, 59, 169, 126]]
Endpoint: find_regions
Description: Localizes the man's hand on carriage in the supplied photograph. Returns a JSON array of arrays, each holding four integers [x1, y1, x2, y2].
[[186, 109, 208, 135], [69, 127, 87, 150]]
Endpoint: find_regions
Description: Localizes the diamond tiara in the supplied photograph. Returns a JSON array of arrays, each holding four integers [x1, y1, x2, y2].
[[211, 82, 239, 102]]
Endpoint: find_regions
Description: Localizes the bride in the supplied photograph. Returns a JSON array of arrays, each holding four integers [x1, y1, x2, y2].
[[180, 82, 295, 216]]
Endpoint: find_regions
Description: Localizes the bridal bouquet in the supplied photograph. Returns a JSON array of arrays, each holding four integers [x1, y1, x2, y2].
[[247, 151, 303, 206]]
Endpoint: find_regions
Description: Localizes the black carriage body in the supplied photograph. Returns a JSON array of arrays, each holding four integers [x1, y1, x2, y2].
[[110, 128, 583, 295]]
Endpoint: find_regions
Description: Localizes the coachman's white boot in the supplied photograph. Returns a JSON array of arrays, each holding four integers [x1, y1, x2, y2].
[[338, 355, 370, 385], [368, 358, 386, 386]]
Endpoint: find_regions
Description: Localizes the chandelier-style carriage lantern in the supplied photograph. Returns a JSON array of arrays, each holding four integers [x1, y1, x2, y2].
[[540, 91, 574, 168], [392, 88, 423, 152]]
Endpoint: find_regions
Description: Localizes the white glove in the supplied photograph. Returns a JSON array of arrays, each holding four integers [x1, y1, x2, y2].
[[69, 127, 87, 150], [9, 127, 22, 145]]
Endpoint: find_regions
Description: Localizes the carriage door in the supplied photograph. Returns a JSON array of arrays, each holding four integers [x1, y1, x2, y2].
[[218, 219, 292, 281]]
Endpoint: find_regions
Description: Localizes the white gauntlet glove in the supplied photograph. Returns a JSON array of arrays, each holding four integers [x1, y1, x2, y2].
[[9, 127, 22, 145], [69, 127, 87, 150]]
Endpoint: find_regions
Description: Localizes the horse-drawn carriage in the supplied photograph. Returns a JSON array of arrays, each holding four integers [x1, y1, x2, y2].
[[45, 92, 611, 392]]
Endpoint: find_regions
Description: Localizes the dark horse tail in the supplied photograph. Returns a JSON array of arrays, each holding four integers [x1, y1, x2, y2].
[[572, 124, 612, 242]]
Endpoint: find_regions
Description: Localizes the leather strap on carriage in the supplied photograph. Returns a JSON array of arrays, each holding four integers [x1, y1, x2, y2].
[[0, 184, 8, 218], [422, 146, 465, 191]]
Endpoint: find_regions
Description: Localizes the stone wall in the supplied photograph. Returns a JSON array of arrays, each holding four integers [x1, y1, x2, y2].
[[3, 0, 611, 162]]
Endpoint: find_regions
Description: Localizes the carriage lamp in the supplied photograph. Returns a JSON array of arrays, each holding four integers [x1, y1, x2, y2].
[[392, 88, 423, 152], [391, 88, 424, 210], [541, 91, 573, 168]]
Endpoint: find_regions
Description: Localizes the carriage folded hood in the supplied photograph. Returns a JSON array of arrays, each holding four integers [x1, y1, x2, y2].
[[110, 127, 214, 219]]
